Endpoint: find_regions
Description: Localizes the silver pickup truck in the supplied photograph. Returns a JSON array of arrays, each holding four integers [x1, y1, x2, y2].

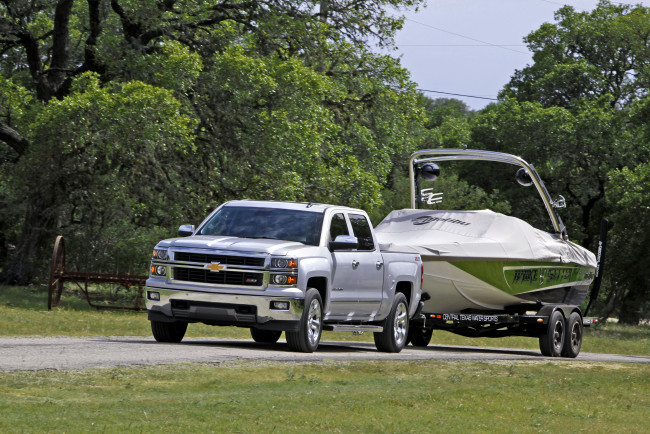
[[145, 200, 422, 353]]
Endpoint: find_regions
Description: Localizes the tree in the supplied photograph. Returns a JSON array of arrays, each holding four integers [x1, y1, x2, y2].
[[606, 163, 650, 323], [0, 0, 426, 283], [501, 1, 650, 109]]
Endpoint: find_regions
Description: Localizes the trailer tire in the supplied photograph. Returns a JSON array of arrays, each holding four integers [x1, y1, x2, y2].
[[561, 312, 583, 358], [286, 288, 322, 353], [151, 320, 187, 343], [250, 328, 282, 344], [374, 293, 409, 353], [539, 310, 564, 357], [408, 326, 432, 347]]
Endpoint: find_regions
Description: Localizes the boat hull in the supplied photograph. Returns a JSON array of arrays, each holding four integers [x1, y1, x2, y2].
[[421, 258, 595, 313]]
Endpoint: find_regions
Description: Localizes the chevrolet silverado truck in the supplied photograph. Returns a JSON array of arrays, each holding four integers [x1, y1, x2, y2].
[[145, 200, 422, 353]]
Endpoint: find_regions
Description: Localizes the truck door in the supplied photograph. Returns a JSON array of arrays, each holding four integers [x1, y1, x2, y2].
[[348, 213, 384, 317], [328, 212, 384, 320]]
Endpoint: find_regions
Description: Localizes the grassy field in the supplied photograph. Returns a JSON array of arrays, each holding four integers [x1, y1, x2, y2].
[[1, 284, 648, 356], [0, 360, 648, 432], [1, 285, 649, 432]]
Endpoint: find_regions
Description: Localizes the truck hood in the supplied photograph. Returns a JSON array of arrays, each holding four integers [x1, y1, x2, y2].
[[158, 235, 310, 256]]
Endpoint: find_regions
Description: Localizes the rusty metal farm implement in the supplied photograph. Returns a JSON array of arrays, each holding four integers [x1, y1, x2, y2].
[[47, 235, 147, 311]]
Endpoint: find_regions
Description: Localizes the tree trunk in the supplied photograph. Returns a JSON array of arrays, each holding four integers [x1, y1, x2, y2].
[[0, 194, 59, 285]]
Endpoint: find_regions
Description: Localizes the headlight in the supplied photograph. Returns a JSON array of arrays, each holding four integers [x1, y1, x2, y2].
[[270, 258, 297, 269], [271, 274, 297, 285], [152, 249, 168, 260], [150, 265, 167, 277]]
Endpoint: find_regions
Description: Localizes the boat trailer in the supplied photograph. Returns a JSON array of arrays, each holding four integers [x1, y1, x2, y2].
[[47, 235, 147, 311]]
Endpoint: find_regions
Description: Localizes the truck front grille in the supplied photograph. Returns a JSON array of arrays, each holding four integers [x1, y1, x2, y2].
[[173, 267, 263, 286], [174, 252, 265, 267]]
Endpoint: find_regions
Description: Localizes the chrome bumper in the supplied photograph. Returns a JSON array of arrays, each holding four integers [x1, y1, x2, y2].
[[145, 287, 304, 330]]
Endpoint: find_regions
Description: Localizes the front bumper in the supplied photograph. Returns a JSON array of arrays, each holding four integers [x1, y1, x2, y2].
[[145, 287, 304, 331]]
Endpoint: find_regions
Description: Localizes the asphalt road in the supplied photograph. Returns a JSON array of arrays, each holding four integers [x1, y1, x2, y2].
[[1, 336, 648, 371]]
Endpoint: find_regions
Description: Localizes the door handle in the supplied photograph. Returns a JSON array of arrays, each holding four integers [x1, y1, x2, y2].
[[351, 260, 359, 269], [376, 261, 384, 269]]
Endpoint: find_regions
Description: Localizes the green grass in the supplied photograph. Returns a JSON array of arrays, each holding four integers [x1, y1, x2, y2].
[[0, 360, 648, 432], [1, 285, 648, 432], [1, 284, 649, 356]]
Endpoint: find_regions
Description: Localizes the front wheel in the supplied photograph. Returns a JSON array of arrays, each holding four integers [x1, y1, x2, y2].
[[151, 320, 187, 343], [539, 310, 564, 357], [286, 288, 322, 353], [561, 312, 583, 358], [374, 293, 409, 353]]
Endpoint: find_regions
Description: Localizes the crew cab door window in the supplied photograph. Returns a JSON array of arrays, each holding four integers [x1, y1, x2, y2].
[[329, 213, 350, 241], [349, 214, 375, 251]]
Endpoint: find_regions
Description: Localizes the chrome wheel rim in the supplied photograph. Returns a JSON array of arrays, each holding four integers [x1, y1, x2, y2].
[[552, 320, 564, 352], [307, 298, 322, 346], [570, 321, 581, 350], [393, 302, 408, 344]]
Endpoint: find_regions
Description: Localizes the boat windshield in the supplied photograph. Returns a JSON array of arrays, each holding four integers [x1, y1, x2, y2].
[[198, 206, 324, 246]]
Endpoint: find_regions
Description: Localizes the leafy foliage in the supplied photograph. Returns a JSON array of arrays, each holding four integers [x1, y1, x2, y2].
[[0, 0, 425, 282]]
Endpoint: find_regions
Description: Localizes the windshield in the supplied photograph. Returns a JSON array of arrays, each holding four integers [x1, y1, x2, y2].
[[199, 206, 324, 246]]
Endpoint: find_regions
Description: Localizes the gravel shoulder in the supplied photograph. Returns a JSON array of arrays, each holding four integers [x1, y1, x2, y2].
[[2, 336, 649, 371]]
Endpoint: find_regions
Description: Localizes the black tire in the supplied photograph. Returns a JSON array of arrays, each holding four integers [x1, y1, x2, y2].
[[151, 320, 187, 343], [374, 293, 409, 353], [539, 310, 565, 357], [408, 326, 433, 347], [250, 328, 282, 344], [286, 288, 322, 353], [561, 312, 583, 358]]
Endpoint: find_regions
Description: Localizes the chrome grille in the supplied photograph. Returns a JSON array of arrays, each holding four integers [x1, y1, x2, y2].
[[174, 252, 265, 267], [173, 267, 263, 286]]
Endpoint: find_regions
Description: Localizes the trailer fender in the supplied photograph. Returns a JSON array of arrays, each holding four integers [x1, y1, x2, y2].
[[536, 305, 582, 326]]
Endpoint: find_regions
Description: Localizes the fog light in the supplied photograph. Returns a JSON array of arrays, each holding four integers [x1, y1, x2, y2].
[[147, 291, 160, 301], [271, 301, 290, 310]]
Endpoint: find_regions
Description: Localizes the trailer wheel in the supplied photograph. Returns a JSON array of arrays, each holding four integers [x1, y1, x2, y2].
[[561, 312, 583, 358], [408, 326, 432, 347], [539, 310, 564, 357], [151, 320, 187, 343], [286, 288, 322, 353], [374, 293, 409, 353], [250, 328, 282, 344]]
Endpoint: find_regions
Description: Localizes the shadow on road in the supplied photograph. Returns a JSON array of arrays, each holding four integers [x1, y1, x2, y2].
[[98, 337, 541, 357]]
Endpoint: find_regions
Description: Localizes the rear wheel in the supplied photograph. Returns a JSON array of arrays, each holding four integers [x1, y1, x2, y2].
[[408, 326, 433, 347], [151, 320, 187, 343], [250, 328, 282, 344], [561, 312, 583, 358], [374, 293, 409, 353], [539, 310, 564, 357], [286, 288, 322, 353]]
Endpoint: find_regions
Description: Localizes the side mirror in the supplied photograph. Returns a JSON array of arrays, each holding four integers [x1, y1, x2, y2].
[[516, 168, 533, 187], [178, 224, 195, 237], [328, 235, 358, 252]]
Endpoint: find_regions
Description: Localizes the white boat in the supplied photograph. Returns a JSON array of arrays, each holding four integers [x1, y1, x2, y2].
[[375, 149, 598, 314]]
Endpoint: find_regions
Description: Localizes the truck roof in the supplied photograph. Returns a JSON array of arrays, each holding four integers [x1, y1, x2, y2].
[[222, 200, 359, 213]]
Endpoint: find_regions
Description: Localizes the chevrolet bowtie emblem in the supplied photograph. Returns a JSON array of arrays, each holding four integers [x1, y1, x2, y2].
[[205, 262, 227, 272]]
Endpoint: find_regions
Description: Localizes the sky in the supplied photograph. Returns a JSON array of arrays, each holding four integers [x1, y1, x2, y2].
[[387, 0, 650, 110]]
